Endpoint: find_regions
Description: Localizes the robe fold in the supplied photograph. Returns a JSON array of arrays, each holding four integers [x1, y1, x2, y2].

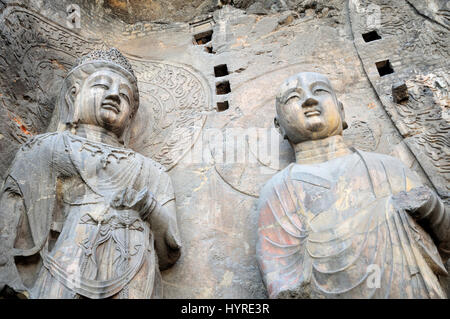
[[257, 150, 447, 299], [1, 131, 179, 299]]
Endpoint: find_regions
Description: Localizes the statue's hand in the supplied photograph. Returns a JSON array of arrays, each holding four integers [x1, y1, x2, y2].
[[392, 185, 450, 264], [392, 186, 435, 220], [150, 204, 181, 270], [164, 218, 182, 251]]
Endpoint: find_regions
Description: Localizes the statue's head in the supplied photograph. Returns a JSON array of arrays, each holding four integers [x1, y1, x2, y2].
[[275, 72, 348, 144], [55, 48, 139, 145]]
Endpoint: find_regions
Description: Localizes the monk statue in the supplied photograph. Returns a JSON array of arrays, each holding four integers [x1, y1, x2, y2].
[[256, 72, 450, 299], [0, 48, 181, 299]]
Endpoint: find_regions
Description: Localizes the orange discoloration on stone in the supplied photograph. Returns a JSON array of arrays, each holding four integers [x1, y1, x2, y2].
[[231, 36, 249, 48], [107, 0, 128, 11], [367, 102, 376, 109], [12, 117, 32, 135], [51, 59, 66, 71], [406, 177, 414, 191]]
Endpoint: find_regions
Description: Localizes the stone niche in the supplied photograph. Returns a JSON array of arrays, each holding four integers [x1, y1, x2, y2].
[[0, 0, 448, 298]]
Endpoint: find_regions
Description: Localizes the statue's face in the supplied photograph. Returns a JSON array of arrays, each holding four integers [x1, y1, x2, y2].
[[75, 68, 135, 137], [276, 72, 345, 144]]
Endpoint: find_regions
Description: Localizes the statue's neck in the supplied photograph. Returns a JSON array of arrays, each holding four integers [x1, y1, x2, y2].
[[293, 135, 353, 165], [71, 124, 123, 147]]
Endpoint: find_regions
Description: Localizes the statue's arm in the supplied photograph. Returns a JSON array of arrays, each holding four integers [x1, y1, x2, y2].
[[0, 134, 61, 293], [386, 157, 450, 261], [395, 186, 450, 261], [136, 169, 181, 271], [256, 174, 308, 298], [148, 197, 181, 270], [394, 182, 450, 262], [0, 177, 27, 292]]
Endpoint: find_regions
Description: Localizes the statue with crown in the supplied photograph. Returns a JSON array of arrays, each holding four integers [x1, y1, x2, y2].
[[0, 48, 181, 298]]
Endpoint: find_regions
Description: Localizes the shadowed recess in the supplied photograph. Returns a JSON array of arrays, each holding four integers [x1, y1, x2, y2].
[[217, 101, 229, 111], [214, 64, 229, 77], [194, 30, 213, 45], [375, 60, 394, 77], [216, 80, 231, 95], [362, 30, 381, 42]]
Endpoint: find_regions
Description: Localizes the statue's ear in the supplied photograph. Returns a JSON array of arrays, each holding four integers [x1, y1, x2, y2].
[[338, 101, 348, 130], [274, 116, 287, 139], [64, 83, 80, 125], [274, 116, 280, 129]]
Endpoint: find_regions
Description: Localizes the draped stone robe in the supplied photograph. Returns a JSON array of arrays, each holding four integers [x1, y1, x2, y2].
[[0, 131, 179, 299], [257, 150, 448, 299]]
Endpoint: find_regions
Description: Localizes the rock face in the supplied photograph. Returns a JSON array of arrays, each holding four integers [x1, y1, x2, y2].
[[349, 0, 449, 206], [0, 0, 448, 298]]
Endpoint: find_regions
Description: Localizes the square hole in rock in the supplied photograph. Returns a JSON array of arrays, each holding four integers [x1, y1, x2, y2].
[[217, 101, 229, 112], [216, 80, 231, 95], [362, 30, 381, 42], [214, 64, 229, 77], [376, 60, 394, 77], [194, 30, 213, 45]]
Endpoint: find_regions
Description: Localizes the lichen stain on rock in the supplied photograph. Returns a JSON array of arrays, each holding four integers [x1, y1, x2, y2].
[[103, 0, 165, 23], [104, 0, 128, 11], [51, 59, 66, 71], [13, 118, 31, 135]]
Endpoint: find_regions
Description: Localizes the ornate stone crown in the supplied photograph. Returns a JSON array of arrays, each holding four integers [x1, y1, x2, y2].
[[73, 47, 137, 83]]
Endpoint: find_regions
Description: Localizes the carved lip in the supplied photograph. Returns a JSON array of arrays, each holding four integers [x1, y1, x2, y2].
[[304, 109, 321, 117], [101, 101, 120, 114]]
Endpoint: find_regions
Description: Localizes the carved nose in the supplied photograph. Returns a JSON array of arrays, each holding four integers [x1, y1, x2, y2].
[[105, 90, 121, 104], [302, 97, 318, 108]]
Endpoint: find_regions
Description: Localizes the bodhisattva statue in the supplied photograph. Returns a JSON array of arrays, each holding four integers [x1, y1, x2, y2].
[[0, 48, 181, 299], [256, 72, 450, 299]]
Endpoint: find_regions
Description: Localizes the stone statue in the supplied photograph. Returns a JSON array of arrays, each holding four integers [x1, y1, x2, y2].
[[256, 72, 450, 299], [0, 48, 181, 299]]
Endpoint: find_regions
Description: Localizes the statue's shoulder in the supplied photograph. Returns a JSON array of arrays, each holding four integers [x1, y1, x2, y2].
[[19, 131, 62, 152], [136, 152, 167, 173], [263, 164, 292, 188], [135, 153, 174, 199], [356, 149, 409, 171], [258, 164, 293, 202], [355, 149, 423, 191]]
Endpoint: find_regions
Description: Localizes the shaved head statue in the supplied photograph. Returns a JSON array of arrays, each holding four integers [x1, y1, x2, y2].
[[256, 72, 450, 299]]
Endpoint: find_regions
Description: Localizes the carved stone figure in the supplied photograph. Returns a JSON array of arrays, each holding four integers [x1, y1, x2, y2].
[[256, 72, 450, 298], [0, 48, 181, 299]]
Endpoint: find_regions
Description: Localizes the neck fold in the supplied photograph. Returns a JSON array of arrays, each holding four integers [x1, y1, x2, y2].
[[293, 135, 353, 165], [72, 124, 123, 147]]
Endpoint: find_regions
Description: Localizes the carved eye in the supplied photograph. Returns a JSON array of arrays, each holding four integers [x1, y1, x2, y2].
[[285, 93, 301, 104], [314, 88, 329, 96], [92, 83, 109, 90], [120, 93, 130, 104]]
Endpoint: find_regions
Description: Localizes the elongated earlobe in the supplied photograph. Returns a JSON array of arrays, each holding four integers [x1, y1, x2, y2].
[[64, 83, 80, 126], [274, 117, 288, 140], [274, 117, 280, 129], [338, 101, 348, 130]]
